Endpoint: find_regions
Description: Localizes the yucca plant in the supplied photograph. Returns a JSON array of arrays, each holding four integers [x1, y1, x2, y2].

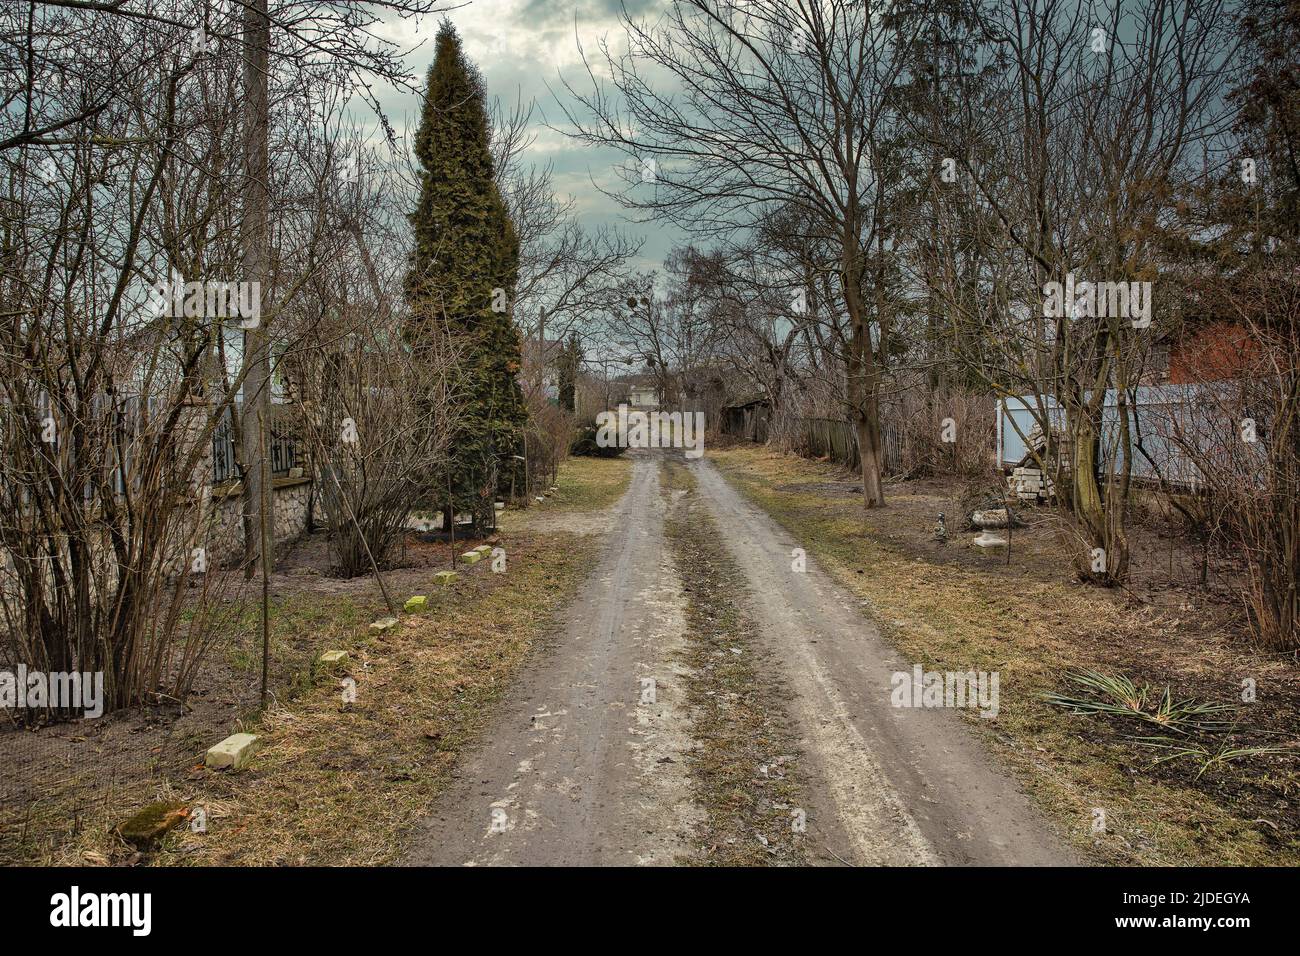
[[1043, 670, 1235, 734], [1133, 735, 1295, 780]]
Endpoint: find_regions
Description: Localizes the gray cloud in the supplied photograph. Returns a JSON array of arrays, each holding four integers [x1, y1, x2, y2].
[[367, 0, 682, 268], [518, 0, 661, 29]]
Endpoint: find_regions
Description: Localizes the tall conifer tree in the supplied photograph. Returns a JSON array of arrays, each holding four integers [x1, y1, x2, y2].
[[407, 20, 526, 531]]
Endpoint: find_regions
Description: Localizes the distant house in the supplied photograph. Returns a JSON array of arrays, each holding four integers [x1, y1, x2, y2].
[[1166, 320, 1260, 385], [621, 374, 659, 411], [1156, 270, 1271, 385]]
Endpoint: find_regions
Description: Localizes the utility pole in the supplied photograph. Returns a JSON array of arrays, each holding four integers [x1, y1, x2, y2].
[[240, 0, 272, 576], [524, 305, 546, 497], [536, 305, 547, 394]]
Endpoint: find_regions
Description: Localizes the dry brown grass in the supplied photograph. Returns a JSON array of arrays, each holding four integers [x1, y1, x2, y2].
[[544, 454, 632, 512], [34, 529, 598, 867], [662, 459, 809, 866]]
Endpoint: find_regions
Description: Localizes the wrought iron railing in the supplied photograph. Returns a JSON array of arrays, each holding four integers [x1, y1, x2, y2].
[[211, 406, 297, 485]]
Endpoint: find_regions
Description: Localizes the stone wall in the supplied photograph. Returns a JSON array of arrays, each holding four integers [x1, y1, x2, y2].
[[209, 477, 312, 564]]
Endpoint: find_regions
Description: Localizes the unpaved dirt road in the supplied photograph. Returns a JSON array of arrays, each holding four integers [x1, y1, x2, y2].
[[405, 454, 700, 865], [406, 450, 1071, 866]]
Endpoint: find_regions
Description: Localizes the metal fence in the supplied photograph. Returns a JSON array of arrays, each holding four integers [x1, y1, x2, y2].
[[3, 393, 172, 502], [997, 385, 1248, 486]]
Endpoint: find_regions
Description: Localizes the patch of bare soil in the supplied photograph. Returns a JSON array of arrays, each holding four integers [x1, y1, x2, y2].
[[840, 473, 1251, 618], [784, 469, 1259, 656], [775, 480, 864, 497], [263, 526, 495, 597]]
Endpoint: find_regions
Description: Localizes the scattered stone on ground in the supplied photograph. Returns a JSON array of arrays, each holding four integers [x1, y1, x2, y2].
[[113, 801, 190, 848], [205, 733, 261, 771]]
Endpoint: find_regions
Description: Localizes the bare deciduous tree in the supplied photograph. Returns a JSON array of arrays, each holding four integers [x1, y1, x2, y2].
[[558, 0, 923, 507]]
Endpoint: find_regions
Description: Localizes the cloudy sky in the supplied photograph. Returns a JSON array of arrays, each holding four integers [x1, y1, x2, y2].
[[372, 0, 682, 272]]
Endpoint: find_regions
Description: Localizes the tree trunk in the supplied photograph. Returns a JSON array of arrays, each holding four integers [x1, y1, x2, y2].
[[843, 254, 885, 508], [1070, 404, 1127, 585], [855, 400, 885, 506]]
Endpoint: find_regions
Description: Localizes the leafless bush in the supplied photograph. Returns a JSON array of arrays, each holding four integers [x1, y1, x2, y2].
[[285, 149, 464, 577], [0, 378, 229, 722], [0, 0, 440, 719], [0, 10, 248, 720], [522, 390, 574, 498], [888, 387, 996, 480], [1162, 319, 1299, 650], [293, 325, 463, 578]]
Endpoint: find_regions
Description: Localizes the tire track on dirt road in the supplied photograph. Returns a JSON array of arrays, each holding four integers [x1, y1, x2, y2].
[[404, 451, 700, 865], [689, 455, 1074, 865]]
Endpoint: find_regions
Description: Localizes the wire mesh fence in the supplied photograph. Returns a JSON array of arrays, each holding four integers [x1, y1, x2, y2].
[[0, 708, 208, 863]]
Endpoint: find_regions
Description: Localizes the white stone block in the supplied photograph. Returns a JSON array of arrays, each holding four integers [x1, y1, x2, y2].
[[205, 733, 260, 771]]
